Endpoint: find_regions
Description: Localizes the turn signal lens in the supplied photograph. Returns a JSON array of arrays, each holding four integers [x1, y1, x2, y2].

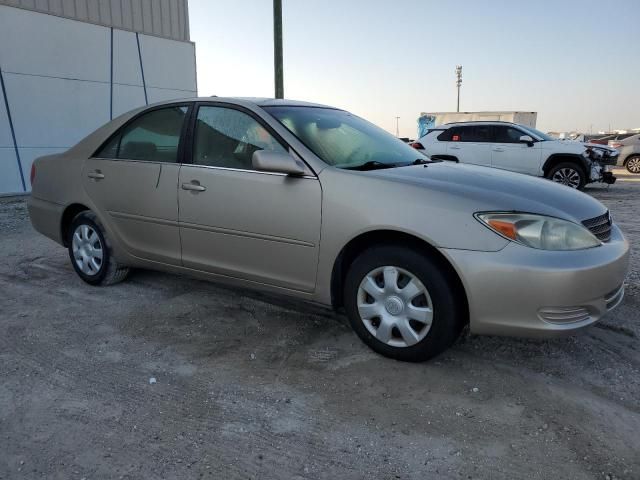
[[487, 220, 517, 240], [476, 213, 601, 250]]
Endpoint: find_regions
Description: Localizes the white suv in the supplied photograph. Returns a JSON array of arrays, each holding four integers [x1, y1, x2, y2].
[[415, 122, 618, 189]]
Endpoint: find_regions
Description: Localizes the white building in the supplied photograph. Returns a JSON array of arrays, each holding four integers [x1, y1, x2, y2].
[[0, 0, 197, 195]]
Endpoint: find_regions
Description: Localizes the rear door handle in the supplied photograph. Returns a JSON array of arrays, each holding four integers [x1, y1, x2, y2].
[[181, 181, 206, 192], [450, 146, 461, 150], [493, 148, 505, 152], [87, 171, 105, 180]]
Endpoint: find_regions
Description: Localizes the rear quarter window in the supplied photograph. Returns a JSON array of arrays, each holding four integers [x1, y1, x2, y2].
[[437, 128, 457, 141]]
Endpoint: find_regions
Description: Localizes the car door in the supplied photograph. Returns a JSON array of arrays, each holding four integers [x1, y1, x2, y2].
[[491, 125, 542, 175], [178, 103, 322, 292], [82, 104, 191, 265], [445, 126, 493, 167]]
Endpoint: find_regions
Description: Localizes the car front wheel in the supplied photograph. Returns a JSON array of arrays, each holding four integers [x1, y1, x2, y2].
[[343, 246, 465, 362], [547, 162, 586, 190], [68, 211, 130, 286], [626, 156, 640, 174]]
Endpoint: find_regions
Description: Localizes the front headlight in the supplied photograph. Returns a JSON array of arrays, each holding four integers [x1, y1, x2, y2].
[[475, 213, 601, 250]]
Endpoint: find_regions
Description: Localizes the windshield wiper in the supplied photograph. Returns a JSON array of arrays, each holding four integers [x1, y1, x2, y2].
[[396, 158, 438, 167], [344, 161, 398, 171]]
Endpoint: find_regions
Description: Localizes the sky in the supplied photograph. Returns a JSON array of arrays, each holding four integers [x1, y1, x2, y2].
[[189, 0, 639, 138]]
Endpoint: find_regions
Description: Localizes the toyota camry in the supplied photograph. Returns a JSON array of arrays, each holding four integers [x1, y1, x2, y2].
[[28, 98, 629, 361]]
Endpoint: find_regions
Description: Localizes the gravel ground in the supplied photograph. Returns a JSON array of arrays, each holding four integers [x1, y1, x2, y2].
[[1, 173, 638, 479]]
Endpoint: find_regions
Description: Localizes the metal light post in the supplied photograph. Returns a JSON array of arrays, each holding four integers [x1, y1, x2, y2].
[[395, 116, 400, 137], [273, 0, 284, 99], [455, 65, 462, 112]]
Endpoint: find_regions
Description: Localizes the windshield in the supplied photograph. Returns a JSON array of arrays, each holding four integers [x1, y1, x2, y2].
[[263, 106, 428, 169], [519, 125, 554, 142]]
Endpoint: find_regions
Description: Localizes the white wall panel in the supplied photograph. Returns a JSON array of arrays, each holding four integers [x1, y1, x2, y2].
[[0, 90, 14, 148], [0, 148, 24, 194], [146, 87, 194, 104], [139, 34, 196, 91], [113, 30, 143, 86], [0, 6, 196, 194], [0, 5, 110, 82], [4, 73, 110, 148], [112, 84, 146, 118]]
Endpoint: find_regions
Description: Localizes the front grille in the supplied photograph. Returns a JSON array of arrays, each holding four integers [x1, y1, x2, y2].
[[582, 211, 612, 242]]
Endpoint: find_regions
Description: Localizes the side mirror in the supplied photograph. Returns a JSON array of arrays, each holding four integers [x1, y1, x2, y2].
[[252, 150, 306, 176], [519, 135, 535, 146]]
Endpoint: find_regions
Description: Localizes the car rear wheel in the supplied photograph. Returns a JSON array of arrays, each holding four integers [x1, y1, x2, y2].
[[68, 211, 130, 286], [626, 156, 640, 174], [343, 246, 465, 362], [547, 162, 586, 190]]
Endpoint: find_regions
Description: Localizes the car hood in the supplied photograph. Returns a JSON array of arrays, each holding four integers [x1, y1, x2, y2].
[[369, 162, 607, 223], [540, 140, 585, 152]]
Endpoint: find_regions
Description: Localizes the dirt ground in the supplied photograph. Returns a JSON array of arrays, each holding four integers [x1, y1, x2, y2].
[[1, 171, 639, 480]]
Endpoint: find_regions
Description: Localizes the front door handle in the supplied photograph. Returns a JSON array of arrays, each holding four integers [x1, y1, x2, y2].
[[493, 148, 505, 152], [87, 171, 105, 180], [182, 181, 206, 192]]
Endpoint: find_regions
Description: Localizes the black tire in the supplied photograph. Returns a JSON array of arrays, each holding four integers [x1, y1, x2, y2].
[[67, 211, 130, 286], [625, 155, 640, 174], [343, 246, 466, 362], [546, 162, 587, 190]]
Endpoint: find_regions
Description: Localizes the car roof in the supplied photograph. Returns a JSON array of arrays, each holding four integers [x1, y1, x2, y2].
[[150, 96, 337, 109], [439, 120, 523, 128]]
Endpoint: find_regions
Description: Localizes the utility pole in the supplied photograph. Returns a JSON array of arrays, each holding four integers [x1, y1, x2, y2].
[[455, 65, 462, 112], [273, 0, 284, 99], [395, 116, 400, 137]]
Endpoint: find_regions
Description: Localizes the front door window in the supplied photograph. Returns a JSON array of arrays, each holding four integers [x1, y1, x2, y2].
[[193, 106, 286, 170]]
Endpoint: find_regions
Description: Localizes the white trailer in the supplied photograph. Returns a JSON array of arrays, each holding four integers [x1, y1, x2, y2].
[[419, 111, 537, 130]]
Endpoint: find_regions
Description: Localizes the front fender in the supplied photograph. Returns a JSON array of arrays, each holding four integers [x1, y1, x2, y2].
[[543, 153, 591, 175]]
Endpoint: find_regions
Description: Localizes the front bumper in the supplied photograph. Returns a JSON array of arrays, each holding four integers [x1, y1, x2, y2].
[[441, 224, 630, 338]]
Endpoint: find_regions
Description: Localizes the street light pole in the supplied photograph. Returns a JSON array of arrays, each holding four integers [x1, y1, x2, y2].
[[395, 116, 400, 137], [455, 65, 462, 112], [273, 0, 284, 99]]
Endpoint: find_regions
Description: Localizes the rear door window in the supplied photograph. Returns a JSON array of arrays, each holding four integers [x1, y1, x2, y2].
[[441, 126, 493, 142], [438, 127, 463, 141], [95, 105, 189, 162]]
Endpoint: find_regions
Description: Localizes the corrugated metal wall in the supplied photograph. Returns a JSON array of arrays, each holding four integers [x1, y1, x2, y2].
[[0, 0, 190, 42]]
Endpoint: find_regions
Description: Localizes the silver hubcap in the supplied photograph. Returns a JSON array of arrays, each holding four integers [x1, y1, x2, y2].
[[72, 224, 103, 276], [551, 168, 581, 188], [357, 266, 433, 348], [627, 157, 640, 174]]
